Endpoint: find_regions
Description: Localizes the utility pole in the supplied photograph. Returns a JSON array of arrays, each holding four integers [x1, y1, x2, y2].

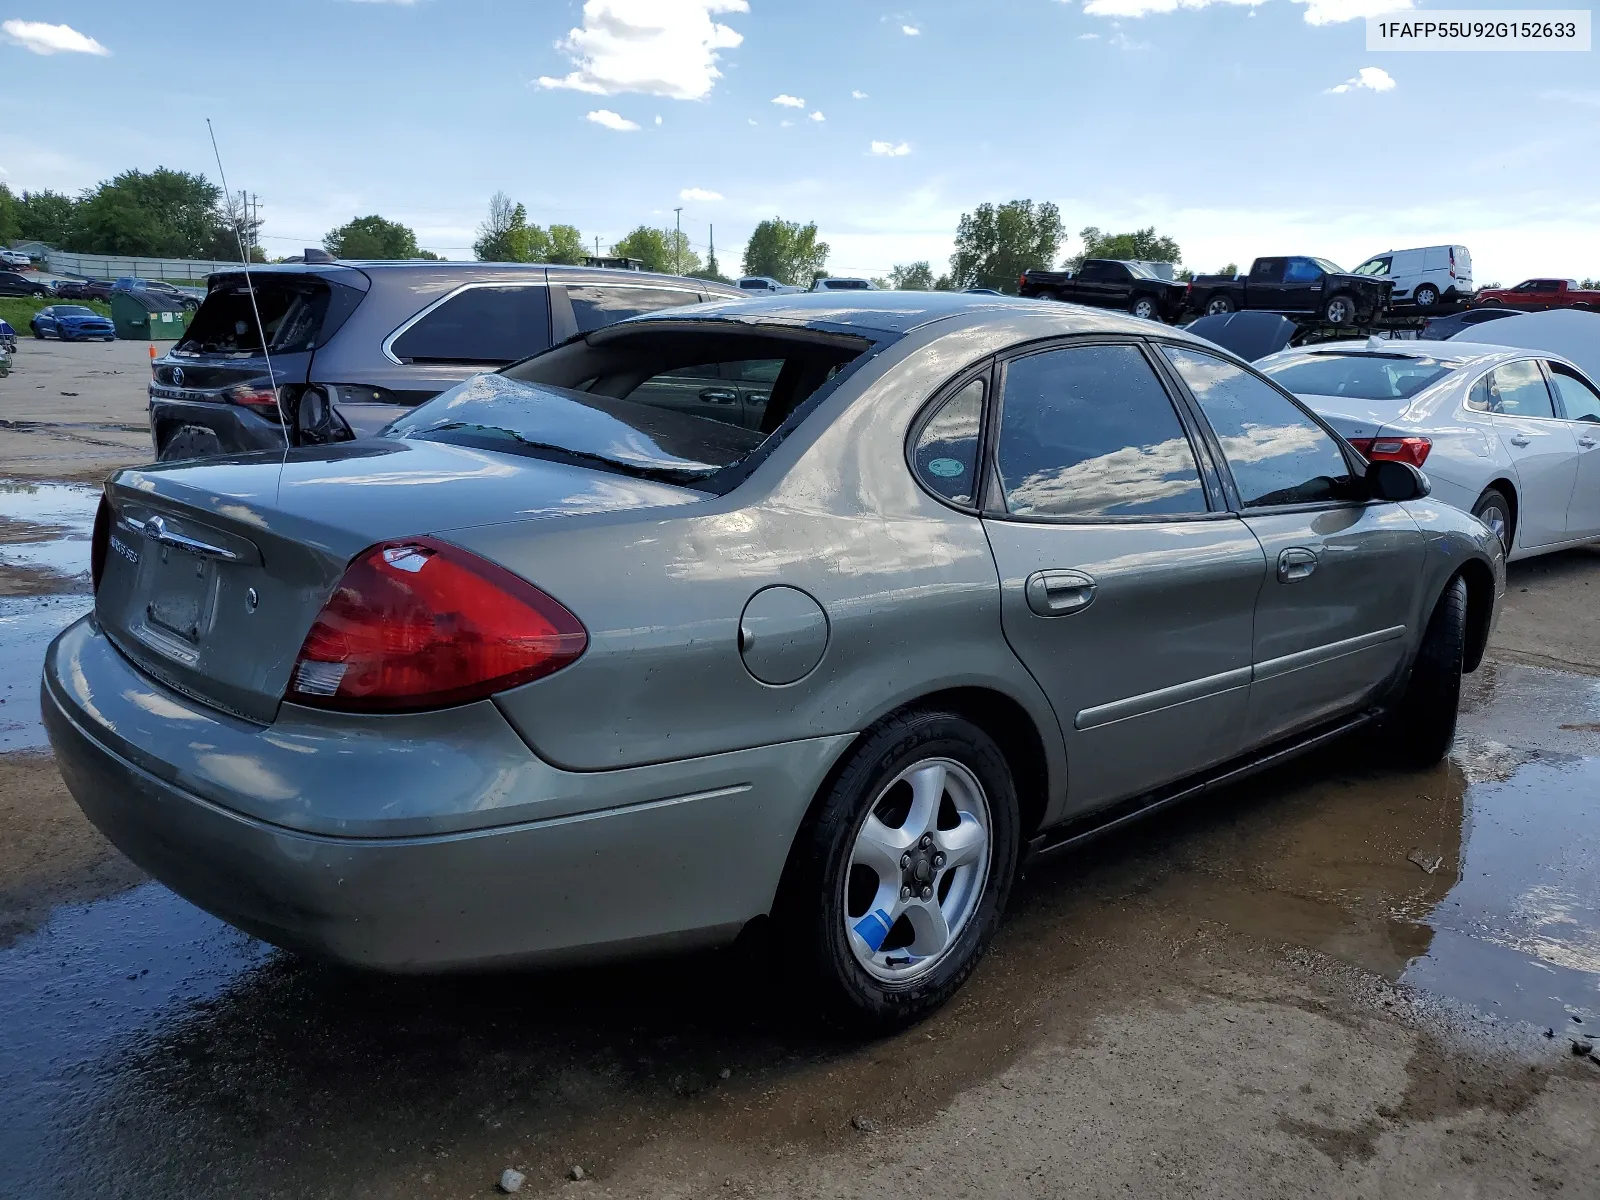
[[673, 206, 683, 275], [594, 235, 600, 259], [709, 224, 715, 278]]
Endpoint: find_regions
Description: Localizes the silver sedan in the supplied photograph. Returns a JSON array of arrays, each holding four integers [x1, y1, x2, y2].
[[44, 294, 1503, 1028]]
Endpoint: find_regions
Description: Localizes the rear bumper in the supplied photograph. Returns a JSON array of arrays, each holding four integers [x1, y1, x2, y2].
[[43, 616, 847, 970], [147, 394, 287, 456]]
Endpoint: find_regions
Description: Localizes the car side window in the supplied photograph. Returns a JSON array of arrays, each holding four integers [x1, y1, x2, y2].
[[566, 285, 702, 333], [1250, 259, 1285, 283], [1466, 373, 1498, 412], [391, 285, 551, 365], [1283, 258, 1322, 283], [1162, 345, 1356, 508], [1549, 364, 1600, 422], [994, 343, 1207, 519], [1491, 361, 1555, 418], [912, 377, 985, 505], [1076, 262, 1111, 282]]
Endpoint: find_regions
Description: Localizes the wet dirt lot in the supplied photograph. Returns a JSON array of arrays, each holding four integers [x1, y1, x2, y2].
[[0, 472, 1597, 1198]]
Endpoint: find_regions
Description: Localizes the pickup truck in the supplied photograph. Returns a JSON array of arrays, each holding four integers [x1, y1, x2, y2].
[[1187, 256, 1393, 326], [1019, 259, 1189, 323], [1473, 278, 1600, 312]]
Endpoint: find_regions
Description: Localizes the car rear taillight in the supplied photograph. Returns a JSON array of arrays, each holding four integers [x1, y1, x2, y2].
[[287, 537, 587, 713], [90, 495, 110, 593], [227, 385, 284, 421], [1018, 274, 1027, 291], [1348, 436, 1432, 468]]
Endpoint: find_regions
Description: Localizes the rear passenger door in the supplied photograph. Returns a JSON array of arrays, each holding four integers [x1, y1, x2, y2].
[[1480, 359, 1578, 549], [980, 339, 1267, 814], [1160, 345, 1427, 750], [625, 359, 783, 431], [1247, 258, 1287, 310]]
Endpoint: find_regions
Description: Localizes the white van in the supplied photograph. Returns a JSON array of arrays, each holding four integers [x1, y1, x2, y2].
[[1351, 245, 1473, 308]]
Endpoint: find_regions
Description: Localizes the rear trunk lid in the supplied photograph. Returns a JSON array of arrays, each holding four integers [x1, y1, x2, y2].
[[94, 438, 706, 723]]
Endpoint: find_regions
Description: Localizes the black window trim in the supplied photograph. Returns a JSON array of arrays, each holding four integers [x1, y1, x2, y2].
[[1150, 337, 1375, 517], [903, 356, 996, 515], [382, 276, 552, 366], [1545, 359, 1600, 422], [1488, 357, 1563, 423], [973, 334, 1233, 527]]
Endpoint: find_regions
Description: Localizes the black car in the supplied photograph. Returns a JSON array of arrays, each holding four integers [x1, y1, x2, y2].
[[1187, 256, 1393, 326], [1418, 306, 1521, 341], [148, 259, 746, 460], [0, 271, 51, 298], [52, 278, 115, 302], [1019, 259, 1189, 323]]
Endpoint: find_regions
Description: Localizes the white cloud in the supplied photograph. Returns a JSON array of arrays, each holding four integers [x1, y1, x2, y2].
[[2, 20, 110, 56], [1327, 65, 1395, 93], [1296, 0, 1411, 23], [586, 108, 641, 131], [747, 117, 758, 125], [809, 110, 825, 122], [852, 89, 869, 99], [654, 114, 663, 125], [1081, 0, 1264, 17], [1543, 88, 1600, 107], [870, 141, 912, 157], [780, 119, 795, 127], [902, 23, 921, 34], [1079, 31, 1100, 38], [772, 93, 805, 107], [680, 187, 724, 201], [536, 0, 747, 100]]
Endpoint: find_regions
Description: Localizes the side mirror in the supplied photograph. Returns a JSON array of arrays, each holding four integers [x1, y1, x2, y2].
[[1366, 459, 1430, 502]]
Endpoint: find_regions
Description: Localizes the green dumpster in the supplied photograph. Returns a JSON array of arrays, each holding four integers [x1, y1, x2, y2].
[[111, 291, 193, 341]]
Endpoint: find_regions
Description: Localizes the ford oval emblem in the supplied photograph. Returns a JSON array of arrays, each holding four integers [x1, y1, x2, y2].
[[170, 366, 184, 387]]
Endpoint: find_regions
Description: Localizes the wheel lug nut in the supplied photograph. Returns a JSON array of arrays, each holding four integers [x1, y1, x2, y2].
[[920, 886, 933, 901], [933, 853, 945, 868], [920, 834, 933, 849], [900, 853, 912, 869], [900, 885, 911, 900]]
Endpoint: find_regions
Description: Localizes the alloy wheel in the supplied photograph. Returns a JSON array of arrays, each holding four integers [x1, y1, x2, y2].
[[1327, 298, 1353, 324], [1479, 503, 1509, 550], [843, 757, 992, 983], [1134, 299, 1157, 320]]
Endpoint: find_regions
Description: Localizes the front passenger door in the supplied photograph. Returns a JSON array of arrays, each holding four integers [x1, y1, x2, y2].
[[1546, 361, 1600, 538], [980, 341, 1266, 815], [1161, 345, 1427, 750]]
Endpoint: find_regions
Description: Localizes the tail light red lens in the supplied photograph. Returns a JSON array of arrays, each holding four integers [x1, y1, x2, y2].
[[287, 537, 587, 713], [227, 385, 284, 422], [1348, 436, 1432, 468]]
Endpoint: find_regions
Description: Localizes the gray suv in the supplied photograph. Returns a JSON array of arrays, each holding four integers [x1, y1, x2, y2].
[[148, 260, 744, 460]]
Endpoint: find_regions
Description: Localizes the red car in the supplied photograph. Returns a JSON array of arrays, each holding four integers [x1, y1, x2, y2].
[[1474, 278, 1600, 312]]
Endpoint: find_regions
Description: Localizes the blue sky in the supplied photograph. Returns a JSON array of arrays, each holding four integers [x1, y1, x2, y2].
[[1, 0, 1596, 283]]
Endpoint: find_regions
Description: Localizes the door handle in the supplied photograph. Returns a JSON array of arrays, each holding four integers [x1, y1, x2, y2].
[[1025, 569, 1097, 616], [1509, 433, 1531, 447], [1277, 547, 1318, 583], [698, 388, 738, 404], [1579, 436, 1597, 449]]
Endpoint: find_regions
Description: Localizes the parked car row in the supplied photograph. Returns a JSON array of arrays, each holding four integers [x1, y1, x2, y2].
[[0, 270, 203, 306], [48, 291, 1503, 1030]]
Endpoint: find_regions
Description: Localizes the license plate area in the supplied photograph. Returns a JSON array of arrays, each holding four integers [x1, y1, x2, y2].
[[139, 543, 218, 654]]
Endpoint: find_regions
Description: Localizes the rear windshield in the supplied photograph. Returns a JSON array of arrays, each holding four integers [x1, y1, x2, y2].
[[174, 278, 336, 358], [391, 324, 878, 490], [1261, 353, 1455, 401]]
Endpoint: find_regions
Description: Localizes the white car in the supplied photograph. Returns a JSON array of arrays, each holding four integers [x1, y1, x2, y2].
[[0, 249, 32, 269], [735, 275, 806, 295], [1350, 245, 1472, 309], [1258, 338, 1600, 560], [811, 277, 879, 292]]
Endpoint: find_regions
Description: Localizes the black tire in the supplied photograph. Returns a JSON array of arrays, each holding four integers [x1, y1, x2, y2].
[[158, 425, 225, 462], [774, 709, 1020, 1032], [1204, 294, 1235, 316], [31, 324, 45, 339], [1323, 293, 1357, 325], [1130, 294, 1163, 322], [1386, 576, 1467, 767], [1413, 284, 1439, 308], [1471, 487, 1513, 554]]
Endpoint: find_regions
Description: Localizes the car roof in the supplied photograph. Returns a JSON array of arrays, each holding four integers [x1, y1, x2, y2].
[[613, 290, 1222, 339], [203, 260, 742, 294]]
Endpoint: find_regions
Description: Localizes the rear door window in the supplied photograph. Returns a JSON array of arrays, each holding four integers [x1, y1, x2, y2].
[[912, 377, 985, 505], [1163, 345, 1356, 508], [994, 343, 1207, 519], [390, 284, 551, 365], [564, 285, 702, 334], [1549, 364, 1600, 422], [1490, 360, 1555, 418]]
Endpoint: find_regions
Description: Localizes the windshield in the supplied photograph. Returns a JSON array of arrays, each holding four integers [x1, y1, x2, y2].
[[1351, 258, 1389, 277], [1261, 353, 1456, 400], [387, 372, 762, 484], [1313, 258, 1345, 275], [54, 306, 95, 317]]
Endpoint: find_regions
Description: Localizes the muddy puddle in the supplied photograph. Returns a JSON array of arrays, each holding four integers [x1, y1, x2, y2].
[[0, 596, 93, 751], [0, 662, 1595, 1196], [0, 479, 99, 590]]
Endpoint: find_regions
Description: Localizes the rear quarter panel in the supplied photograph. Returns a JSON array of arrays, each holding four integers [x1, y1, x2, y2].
[[454, 318, 1069, 813]]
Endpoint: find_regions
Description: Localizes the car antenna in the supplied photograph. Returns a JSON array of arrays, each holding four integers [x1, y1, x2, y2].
[[206, 118, 288, 444]]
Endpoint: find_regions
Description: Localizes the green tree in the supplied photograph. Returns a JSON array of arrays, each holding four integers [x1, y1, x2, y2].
[[324, 214, 424, 259], [1067, 225, 1182, 271], [741, 218, 829, 287], [889, 261, 935, 290], [546, 223, 587, 265], [948, 200, 1063, 293], [16, 190, 78, 247], [71, 168, 225, 258], [0, 184, 18, 245], [610, 226, 671, 272]]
